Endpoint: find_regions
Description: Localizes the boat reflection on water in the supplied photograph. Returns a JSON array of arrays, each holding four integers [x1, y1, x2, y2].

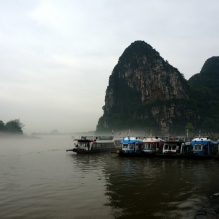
[[105, 157, 219, 218]]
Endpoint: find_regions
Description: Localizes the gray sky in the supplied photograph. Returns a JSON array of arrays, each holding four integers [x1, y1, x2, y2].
[[0, 0, 219, 134]]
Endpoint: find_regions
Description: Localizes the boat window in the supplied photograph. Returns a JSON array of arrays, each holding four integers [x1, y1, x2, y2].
[[195, 144, 202, 150], [114, 140, 120, 147], [123, 144, 128, 148], [176, 145, 179, 150], [129, 144, 134, 149], [164, 145, 169, 150], [93, 144, 97, 149], [145, 143, 154, 149], [172, 145, 176, 150], [78, 142, 85, 148]]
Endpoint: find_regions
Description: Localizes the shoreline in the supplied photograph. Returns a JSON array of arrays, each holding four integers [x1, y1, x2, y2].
[[194, 193, 219, 218]]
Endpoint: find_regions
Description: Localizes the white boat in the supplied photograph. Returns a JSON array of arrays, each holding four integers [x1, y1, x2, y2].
[[142, 136, 162, 156], [66, 136, 122, 154], [157, 136, 186, 158]]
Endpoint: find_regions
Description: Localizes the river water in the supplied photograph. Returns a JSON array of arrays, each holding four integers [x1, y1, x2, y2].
[[0, 135, 219, 219]]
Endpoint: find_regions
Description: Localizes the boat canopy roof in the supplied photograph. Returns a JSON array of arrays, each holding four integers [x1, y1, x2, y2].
[[121, 137, 143, 144], [77, 139, 93, 143], [190, 137, 216, 145], [74, 136, 114, 141], [143, 137, 161, 143]]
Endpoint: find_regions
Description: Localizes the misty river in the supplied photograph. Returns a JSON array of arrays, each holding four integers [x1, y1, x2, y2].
[[0, 135, 219, 219]]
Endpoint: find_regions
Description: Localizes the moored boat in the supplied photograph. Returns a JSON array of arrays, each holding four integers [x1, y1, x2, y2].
[[66, 136, 122, 154], [188, 137, 217, 159], [118, 137, 143, 156], [156, 136, 186, 158], [142, 136, 163, 156]]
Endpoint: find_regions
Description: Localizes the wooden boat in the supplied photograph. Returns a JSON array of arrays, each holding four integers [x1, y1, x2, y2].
[[66, 136, 122, 154]]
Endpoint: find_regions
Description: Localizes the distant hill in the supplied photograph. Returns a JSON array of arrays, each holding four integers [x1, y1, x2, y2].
[[96, 41, 219, 135], [31, 130, 74, 136], [50, 129, 60, 135]]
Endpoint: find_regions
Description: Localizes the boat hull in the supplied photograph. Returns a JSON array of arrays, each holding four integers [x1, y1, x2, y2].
[[156, 153, 186, 159], [119, 151, 143, 157], [72, 148, 115, 154]]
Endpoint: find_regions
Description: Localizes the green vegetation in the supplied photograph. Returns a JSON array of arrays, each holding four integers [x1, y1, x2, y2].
[[0, 119, 24, 134], [185, 123, 194, 135]]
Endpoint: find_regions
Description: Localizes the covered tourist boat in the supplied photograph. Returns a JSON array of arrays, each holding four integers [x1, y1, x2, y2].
[[157, 136, 186, 158], [66, 136, 121, 154], [118, 137, 143, 156], [142, 136, 163, 156], [188, 137, 218, 159]]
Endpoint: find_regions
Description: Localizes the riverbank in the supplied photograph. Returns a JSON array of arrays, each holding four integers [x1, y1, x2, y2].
[[194, 193, 219, 218]]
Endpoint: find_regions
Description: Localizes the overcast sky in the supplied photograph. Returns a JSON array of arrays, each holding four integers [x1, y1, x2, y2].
[[0, 0, 219, 134]]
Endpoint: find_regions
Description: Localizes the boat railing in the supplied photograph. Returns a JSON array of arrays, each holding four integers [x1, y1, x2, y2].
[[79, 136, 114, 141]]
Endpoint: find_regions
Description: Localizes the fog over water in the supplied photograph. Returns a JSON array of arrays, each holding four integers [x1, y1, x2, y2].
[[1, 135, 219, 219]]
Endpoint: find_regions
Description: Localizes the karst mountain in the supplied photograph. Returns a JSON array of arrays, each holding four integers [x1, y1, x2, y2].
[[96, 40, 219, 135]]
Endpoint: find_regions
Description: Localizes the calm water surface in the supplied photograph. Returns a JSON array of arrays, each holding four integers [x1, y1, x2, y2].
[[1, 135, 219, 219]]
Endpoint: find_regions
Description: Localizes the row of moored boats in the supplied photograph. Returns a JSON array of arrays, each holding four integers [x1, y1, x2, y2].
[[66, 135, 219, 159], [114, 136, 219, 159]]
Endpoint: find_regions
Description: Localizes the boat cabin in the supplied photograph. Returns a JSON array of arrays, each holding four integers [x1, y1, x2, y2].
[[74, 139, 93, 151], [142, 137, 162, 155], [73, 136, 116, 152], [120, 137, 143, 155], [162, 137, 184, 154], [189, 137, 218, 156]]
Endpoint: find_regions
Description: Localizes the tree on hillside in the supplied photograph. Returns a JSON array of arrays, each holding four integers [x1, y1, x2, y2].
[[5, 119, 24, 134], [185, 123, 194, 137]]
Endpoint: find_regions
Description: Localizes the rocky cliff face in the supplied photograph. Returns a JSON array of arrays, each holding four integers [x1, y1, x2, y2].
[[105, 41, 188, 109], [96, 41, 217, 134]]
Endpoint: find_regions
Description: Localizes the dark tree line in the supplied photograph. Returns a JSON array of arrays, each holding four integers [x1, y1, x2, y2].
[[0, 119, 24, 134]]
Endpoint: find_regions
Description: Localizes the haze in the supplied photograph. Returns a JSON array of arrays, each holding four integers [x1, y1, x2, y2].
[[0, 0, 219, 134]]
